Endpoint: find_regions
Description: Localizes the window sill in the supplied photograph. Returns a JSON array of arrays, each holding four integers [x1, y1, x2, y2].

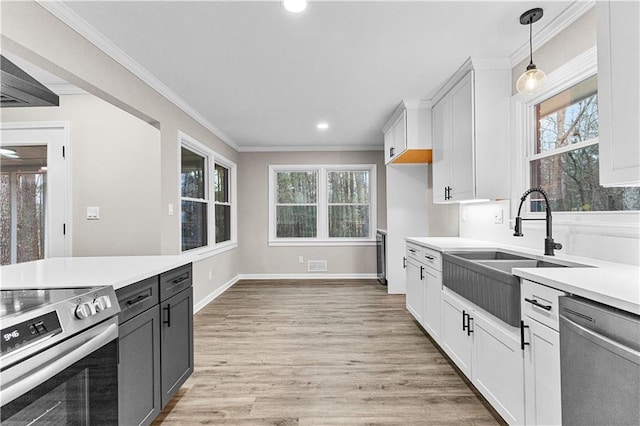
[[269, 239, 376, 247], [183, 241, 238, 260]]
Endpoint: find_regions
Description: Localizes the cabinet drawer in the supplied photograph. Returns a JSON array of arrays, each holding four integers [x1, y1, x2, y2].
[[116, 276, 159, 324], [160, 263, 193, 302], [406, 243, 422, 262], [421, 247, 442, 271], [521, 279, 566, 331]]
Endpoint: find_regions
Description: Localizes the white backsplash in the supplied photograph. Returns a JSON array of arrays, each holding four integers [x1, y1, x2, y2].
[[459, 200, 640, 266]]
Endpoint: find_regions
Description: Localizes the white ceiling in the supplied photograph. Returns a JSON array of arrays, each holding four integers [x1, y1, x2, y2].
[[50, 1, 575, 151]]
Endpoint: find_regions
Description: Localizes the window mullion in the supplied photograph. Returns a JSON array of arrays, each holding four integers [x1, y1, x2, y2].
[[318, 167, 327, 240]]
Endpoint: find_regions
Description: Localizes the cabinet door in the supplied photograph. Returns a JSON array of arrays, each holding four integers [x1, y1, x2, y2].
[[160, 287, 194, 406], [384, 127, 394, 164], [441, 291, 472, 376], [523, 318, 561, 426], [431, 98, 449, 203], [449, 71, 475, 200], [423, 267, 442, 342], [119, 307, 161, 426], [405, 260, 425, 325], [597, 0, 640, 186], [393, 109, 407, 158], [472, 311, 524, 425]]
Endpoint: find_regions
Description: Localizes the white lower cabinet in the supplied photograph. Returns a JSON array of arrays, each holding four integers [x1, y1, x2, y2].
[[522, 318, 561, 426], [422, 265, 442, 341], [405, 258, 425, 325], [521, 279, 564, 426], [441, 290, 525, 425]]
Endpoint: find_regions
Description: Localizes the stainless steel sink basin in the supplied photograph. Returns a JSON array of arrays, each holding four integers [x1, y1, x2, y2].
[[474, 259, 568, 274], [442, 251, 591, 327], [450, 251, 532, 261]]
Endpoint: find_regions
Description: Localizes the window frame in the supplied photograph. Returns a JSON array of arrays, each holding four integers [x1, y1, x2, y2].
[[268, 164, 377, 246], [179, 131, 237, 255], [511, 46, 639, 227]]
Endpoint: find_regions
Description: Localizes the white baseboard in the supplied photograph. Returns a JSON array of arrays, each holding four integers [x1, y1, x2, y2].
[[193, 275, 240, 313], [237, 273, 378, 280]]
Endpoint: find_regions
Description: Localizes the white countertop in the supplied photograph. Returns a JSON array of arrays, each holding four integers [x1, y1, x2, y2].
[[0, 255, 194, 291], [406, 237, 640, 315]]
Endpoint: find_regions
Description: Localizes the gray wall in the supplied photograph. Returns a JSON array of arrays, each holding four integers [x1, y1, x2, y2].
[[2, 94, 162, 256], [238, 150, 386, 276], [1, 1, 238, 308]]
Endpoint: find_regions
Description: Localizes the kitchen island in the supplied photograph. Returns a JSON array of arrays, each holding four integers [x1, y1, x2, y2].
[[0, 255, 194, 291], [0, 255, 195, 426]]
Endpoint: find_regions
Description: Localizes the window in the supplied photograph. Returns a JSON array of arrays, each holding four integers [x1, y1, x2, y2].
[[525, 74, 640, 213], [180, 133, 236, 253], [269, 165, 376, 245]]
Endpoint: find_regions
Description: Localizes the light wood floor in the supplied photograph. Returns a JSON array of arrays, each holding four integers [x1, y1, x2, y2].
[[152, 280, 503, 425]]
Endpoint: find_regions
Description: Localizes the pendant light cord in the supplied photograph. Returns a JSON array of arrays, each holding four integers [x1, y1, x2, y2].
[[529, 20, 533, 66]]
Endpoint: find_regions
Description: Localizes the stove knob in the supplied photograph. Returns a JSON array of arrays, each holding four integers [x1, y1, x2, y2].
[[93, 295, 112, 312], [75, 301, 96, 319]]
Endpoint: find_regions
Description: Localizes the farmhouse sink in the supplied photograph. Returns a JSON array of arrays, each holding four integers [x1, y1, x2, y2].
[[442, 250, 590, 327]]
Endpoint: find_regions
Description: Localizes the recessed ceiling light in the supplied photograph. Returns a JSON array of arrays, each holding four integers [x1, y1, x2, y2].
[[317, 122, 329, 130], [283, 0, 307, 13]]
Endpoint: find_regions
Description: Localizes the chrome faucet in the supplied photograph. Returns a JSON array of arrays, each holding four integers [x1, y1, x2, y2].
[[513, 187, 562, 256]]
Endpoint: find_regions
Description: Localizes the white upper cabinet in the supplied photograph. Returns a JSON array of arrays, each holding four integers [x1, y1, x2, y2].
[[430, 58, 511, 203], [383, 100, 431, 165], [597, 0, 640, 186]]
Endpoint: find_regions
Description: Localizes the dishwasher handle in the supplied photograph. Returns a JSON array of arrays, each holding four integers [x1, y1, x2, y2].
[[560, 314, 640, 365]]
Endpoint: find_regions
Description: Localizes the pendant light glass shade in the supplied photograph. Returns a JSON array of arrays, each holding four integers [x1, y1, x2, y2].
[[516, 65, 547, 94]]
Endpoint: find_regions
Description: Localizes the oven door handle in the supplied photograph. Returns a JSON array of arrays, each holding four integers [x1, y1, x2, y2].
[[0, 318, 118, 406]]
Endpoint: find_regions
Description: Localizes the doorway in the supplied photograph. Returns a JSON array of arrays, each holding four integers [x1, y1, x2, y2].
[[0, 123, 71, 264]]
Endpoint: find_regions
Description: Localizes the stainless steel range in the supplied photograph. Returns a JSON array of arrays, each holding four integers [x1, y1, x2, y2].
[[0, 286, 120, 424]]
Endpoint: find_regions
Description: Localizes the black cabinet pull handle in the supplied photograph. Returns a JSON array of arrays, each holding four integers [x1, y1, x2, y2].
[[408, 248, 416, 253], [164, 304, 171, 327], [520, 321, 530, 350], [524, 298, 552, 311], [462, 310, 468, 331], [390, 146, 395, 157], [467, 316, 473, 336], [425, 255, 435, 260], [171, 274, 189, 285], [403, 256, 407, 269], [126, 294, 150, 306], [420, 265, 425, 281]]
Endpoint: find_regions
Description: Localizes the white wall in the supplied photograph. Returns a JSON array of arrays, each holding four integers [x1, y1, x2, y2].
[[2, 95, 162, 256], [238, 150, 386, 277], [1, 1, 239, 308]]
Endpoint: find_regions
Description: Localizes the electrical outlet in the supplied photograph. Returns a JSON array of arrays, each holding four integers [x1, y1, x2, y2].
[[298, 256, 304, 264], [493, 209, 504, 224]]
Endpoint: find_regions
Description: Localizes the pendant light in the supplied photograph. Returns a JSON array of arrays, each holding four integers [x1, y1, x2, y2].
[[516, 8, 546, 95]]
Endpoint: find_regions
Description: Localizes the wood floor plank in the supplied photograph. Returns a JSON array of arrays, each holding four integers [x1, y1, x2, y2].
[[152, 280, 502, 425]]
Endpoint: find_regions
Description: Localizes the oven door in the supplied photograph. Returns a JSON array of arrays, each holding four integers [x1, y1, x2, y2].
[[1, 317, 118, 425]]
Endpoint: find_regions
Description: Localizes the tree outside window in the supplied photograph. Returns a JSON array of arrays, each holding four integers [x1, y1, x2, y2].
[[530, 75, 640, 212]]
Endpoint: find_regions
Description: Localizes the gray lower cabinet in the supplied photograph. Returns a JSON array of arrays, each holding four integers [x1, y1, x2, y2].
[[116, 263, 193, 425], [160, 286, 194, 406], [118, 306, 161, 426]]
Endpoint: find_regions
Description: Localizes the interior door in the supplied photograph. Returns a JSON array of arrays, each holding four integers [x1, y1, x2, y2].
[[0, 123, 70, 264]]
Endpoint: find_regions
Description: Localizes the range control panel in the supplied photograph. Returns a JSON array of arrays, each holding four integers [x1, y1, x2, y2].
[[1, 311, 62, 356]]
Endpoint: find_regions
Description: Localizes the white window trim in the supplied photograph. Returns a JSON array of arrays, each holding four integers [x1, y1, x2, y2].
[[268, 164, 377, 246], [510, 46, 640, 235], [178, 131, 237, 256]]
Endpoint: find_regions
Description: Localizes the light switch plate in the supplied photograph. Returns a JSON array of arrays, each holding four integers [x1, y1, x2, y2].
[[87, 206, 100, 220], [493, 209, 503, 224]]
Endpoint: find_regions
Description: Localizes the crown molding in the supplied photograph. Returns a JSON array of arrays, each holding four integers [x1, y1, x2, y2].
[[510, 1, 596, 68], [238, 144, 383, 153], [36, 0, 241, 152]]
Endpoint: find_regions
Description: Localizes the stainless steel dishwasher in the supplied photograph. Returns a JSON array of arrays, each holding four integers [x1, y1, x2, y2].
[[559, 295, 640, 426]]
